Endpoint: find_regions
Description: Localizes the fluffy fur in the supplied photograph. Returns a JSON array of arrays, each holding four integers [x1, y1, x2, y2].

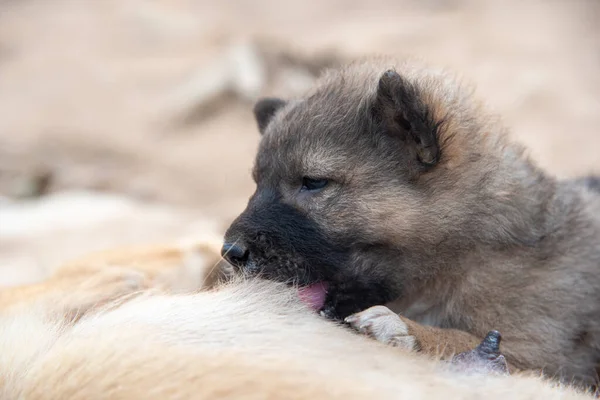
[[0, 261, 594, 399], [224, 58, 600, 386]]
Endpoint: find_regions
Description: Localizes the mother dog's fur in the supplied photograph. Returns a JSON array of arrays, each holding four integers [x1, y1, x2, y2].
[[0, 243, 594, 399]]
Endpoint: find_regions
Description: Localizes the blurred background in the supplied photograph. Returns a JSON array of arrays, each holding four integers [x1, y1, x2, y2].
[[0, 0, 599, 286]]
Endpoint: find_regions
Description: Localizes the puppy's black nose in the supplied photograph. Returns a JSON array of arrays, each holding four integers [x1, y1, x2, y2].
[[221, 242, 249, 267]]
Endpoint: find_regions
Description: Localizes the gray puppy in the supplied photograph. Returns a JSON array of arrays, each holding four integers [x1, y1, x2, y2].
[[223, 59, 600, 388]]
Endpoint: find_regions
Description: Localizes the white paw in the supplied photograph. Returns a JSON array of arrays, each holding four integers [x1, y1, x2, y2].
[[345, 305, 417, 351]]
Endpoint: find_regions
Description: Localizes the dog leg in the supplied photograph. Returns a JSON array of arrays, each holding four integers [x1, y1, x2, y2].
[[346, 305, 512, 374], [0, 239, 228, 312], [345, 305, 418, 351], [2, 267, 150, 320]]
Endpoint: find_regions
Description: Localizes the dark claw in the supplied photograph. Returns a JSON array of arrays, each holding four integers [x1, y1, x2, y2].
[[475, 330, 502, 359], [450, 330, 509, 376]]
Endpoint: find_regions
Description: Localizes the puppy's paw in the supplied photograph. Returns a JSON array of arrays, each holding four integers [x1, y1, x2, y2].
[[345, 305, 417, 351], [450, 330, 510, 376]]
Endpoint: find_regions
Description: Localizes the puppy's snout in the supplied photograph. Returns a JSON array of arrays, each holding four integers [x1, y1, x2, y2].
[[221, 242, 249, 268]]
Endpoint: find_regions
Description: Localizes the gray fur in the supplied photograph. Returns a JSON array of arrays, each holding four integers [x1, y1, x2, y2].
[[224, 59, 600, 387]]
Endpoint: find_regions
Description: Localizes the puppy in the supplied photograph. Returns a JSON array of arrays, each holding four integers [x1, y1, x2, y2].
[[223, 59, 600, 387]]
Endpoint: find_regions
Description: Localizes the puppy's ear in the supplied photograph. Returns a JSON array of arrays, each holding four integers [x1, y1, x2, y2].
[[253, 97, 287, 135], [372, 70, 440, 166]]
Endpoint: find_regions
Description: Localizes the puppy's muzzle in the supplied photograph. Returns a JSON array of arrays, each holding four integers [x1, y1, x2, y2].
[[221, 242, 249, 268]]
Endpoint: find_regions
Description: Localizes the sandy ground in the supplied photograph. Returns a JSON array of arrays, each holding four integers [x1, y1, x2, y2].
[[0, 0, 599, 286]]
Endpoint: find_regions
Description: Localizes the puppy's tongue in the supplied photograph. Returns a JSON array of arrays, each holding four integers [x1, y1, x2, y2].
[[298, 282, 328, 311]]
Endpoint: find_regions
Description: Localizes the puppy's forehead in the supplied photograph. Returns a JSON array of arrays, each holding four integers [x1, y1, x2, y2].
[[255, 88, 374, 178], [274, 91, 366, 139]]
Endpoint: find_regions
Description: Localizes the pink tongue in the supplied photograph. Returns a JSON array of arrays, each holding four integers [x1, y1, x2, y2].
[[298, 282, 329, 311]]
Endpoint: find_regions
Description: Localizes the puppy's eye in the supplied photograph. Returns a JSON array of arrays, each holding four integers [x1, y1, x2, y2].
[[301, 177, 329, 192]]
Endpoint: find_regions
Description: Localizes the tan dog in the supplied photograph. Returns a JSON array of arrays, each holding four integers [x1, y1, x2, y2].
[[0, 241, 595, 399], [222, 59, 600, 387], [0, 238, 227, 312]]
